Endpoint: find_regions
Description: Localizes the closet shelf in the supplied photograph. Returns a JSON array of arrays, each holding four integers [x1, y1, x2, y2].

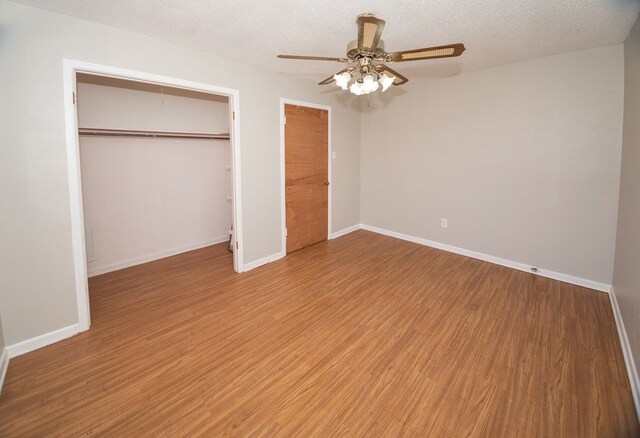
[[78, 127, 230, 140]]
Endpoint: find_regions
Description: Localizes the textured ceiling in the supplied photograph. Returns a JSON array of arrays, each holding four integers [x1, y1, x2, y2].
[[10, 0, 640, 80]]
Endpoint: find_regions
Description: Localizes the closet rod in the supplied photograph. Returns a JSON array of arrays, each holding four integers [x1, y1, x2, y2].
[[78, 127, 230, 140]]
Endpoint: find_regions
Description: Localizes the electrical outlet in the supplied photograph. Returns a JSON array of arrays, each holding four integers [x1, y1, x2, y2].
[[441, 218, 448, 228]]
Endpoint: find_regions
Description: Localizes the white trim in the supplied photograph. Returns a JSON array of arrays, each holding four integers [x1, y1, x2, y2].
[[63, 59, 245, 333], [243, 251, 285, 272], [279, 101, 287, 255], [0, 347, 8, 395], [63, 61, 90, 332], [360, 224, 611, 293], [328, 106, 332, 241], [228, 92, 244, 273], [330, 223, 362, 239], [279, 98, 332, 256], [6, 324, 80, 359], [609, 287, 640, 421], [87, 236, 229, 277]]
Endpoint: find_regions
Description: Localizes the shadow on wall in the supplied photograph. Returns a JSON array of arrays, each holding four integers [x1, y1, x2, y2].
[[318, 79, 408, 112], [318, 86, 361, 111], [359, 86, 410, 112], [352, 62, 463, 113], [309, 59, 463, 112]]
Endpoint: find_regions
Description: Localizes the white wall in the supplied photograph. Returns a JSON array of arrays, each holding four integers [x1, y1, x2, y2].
[[361, 45, 624, 285], [612, 15, 640, 405], [0, 1, 361, 346], [78, 80, 232, 276]]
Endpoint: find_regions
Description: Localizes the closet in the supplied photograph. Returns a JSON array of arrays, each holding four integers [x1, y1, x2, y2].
[[76, 73, 233, 276]]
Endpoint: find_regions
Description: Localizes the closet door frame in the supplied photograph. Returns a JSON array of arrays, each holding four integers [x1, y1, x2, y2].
[[279, 98, 332, 256], [63, 59, 244, 333]]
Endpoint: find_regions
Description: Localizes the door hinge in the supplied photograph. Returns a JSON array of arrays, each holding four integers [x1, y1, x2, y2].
[[72, 91, 77, 105], [232, 111, 235, 120], [236, 241, 239, 250]]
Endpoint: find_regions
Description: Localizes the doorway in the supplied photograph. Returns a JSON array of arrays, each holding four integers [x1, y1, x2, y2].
[[280, 99, 332, 254], [63, 60, 243, 332]]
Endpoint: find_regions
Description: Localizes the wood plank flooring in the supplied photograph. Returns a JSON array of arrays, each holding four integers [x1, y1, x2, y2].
[[1, 230, 638, 436]]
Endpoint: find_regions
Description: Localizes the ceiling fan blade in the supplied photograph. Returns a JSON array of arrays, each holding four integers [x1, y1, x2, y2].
[[318, 75, 334, 85], [374, 64, 409, 85], [357, 14, 385, 52], [319, 70, 339, 85], [388, 43, 465, 62], [277, 54, 348, 62]]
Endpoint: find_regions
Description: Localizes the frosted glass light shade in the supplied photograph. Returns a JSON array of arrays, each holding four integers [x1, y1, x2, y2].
[[334, 71, 352, 90], [379, 73, 394, 92], [361, 74, 379, 93], [349, 81, 364, 95]]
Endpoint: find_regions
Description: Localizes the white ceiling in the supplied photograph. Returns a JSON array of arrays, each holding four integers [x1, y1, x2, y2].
[[11, 0, 640, 80]]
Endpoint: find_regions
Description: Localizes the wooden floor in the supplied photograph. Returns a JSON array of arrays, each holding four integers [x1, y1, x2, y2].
[[1, 231, 638, 436]]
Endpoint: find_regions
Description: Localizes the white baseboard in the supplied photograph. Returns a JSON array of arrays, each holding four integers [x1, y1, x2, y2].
[[243, 251, 285, 272], [360, 224, 611, 293], [0, 347, 8, 395], [245, 224, 362, 272], [609, 287, 640, 421], [6, 324, 79, 359], [330, 223, 362, 239], [88, 236, 229, 277]]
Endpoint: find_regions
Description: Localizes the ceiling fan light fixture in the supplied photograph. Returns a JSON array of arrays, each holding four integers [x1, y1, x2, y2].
[[361, 73, 379, 94], [350, 81, 364, 96], [334, 71, 351, 90], [379, 73, 394, 92]]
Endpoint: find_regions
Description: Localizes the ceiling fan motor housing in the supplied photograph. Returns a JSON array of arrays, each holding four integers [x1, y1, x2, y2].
[[347, 39, 386, 61]]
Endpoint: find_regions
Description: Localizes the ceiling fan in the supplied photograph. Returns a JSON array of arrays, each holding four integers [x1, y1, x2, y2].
[[277, 13, 465, 95]]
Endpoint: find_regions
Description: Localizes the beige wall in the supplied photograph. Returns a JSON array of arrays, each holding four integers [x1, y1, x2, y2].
[[613, 16, 640, 383], [0, 0, 628, 354], [361, 45, 624, 285], [78, 81, 232, 276], [77, 77, 231, 133], [0, 1, 361, 345]]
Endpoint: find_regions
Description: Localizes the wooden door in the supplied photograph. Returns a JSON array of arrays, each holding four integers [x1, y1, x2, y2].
[[285, 104, 329, 253]]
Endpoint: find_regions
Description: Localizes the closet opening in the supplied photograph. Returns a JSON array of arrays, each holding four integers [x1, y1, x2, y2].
[[63, 61, 243, 332]]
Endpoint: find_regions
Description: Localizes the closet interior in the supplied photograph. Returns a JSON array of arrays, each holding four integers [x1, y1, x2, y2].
[[76, 73, 233, 277]]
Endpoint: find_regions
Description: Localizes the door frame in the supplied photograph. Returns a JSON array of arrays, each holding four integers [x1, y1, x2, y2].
[[63, 59, 244, 332], [279, 98, 332, 255]]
